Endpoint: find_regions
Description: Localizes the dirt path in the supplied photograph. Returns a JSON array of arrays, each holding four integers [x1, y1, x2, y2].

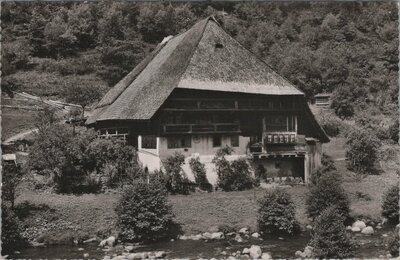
[[3, 128, 39, 145]]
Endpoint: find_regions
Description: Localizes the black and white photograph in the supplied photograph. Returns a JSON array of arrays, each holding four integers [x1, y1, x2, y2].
[[1, 0, 399, 259]]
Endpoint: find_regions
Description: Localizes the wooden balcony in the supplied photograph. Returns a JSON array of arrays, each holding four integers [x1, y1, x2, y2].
[[162, 123, 240, 134], [249, 133, 305, 155]]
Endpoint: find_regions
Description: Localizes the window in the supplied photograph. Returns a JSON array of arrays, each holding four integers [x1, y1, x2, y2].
[[231, 135, 239, 147], [265, 115, 296, 132], [213, 135, 221, 147], [168, 136, 191, 149], [142, 135, 157, 149]]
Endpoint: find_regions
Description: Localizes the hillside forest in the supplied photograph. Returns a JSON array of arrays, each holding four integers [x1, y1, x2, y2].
[[1, 1, 399, 123]]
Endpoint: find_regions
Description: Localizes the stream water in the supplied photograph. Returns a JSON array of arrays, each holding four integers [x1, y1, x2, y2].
[[9, 226, 393, 259]]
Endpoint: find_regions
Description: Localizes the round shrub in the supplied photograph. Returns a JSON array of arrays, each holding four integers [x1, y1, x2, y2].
[[345, 128, 380, 174], [216, 157, 254, 191], [306, 173, 350, 220], [382, 185, 399, 224], [257, 188, 298, 236], [310, 206, 354, 258], [115, 180, 178, 242], [163, 152, 194, 195]]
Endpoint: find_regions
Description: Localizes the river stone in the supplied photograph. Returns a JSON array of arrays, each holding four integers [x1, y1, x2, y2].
[[239, 227, 249, 234], [191, 234, 202, 240], [125, 246, 134, 252], [351, 226, 361, 232], [154, 251, 167, 258], [261, 252, 272, 259], [251, 232, 260, 238], [235, 234, 243, 242], [179, 235, 189, 240], [243, 248, 250, 254], [78, 248, 84, 251], [352, 220, 366, 229], [303, 246, 313, 257], [211, 232, 224, 240], [99, 240, 107, 247], [106, 236, 116, 247], [295, 250, 304, 257], [249, 245, 262, 259], [306, 225, 312, 230], [83, 253, 89, 258], [202, 232, 213, 239], [361, 226, 374, 235], [346, 226, 352, 231], [83, 238, 97, 244]]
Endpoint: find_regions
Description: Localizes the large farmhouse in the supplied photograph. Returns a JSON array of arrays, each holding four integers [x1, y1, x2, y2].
[[86, 17, 329, 184]]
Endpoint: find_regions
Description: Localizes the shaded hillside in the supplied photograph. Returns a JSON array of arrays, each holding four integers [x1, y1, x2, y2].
[[1, 1, 398, 119]]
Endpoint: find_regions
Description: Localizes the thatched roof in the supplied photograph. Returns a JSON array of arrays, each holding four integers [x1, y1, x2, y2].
[[86, 17, 305, 125]]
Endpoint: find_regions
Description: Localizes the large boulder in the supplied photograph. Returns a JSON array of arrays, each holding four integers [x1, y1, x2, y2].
[[249, 245, 262, 259], [303, 246, 313, 257], [261, 252, 272, 259], [202, 232, 213, 240], [251, 232, 260, 238], [352, 220, 366, 229], [361, 226, 374, 235]]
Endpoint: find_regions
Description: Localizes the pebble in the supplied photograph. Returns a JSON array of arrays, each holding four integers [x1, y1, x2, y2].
[[83, 253, 89, 258], [78, 248, 84, 251]]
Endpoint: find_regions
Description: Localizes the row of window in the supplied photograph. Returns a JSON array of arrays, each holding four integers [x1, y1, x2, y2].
[[141, 135, 240, 149]]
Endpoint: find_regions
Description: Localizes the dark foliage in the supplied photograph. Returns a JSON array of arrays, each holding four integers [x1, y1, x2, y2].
[[388, 228, 399, 257], [388, 118, 399, 143], [255, 164, 267, 181], [345, 128, 380, 174], [310, 206, 354, 258], [64, 84, 101, 117], [2, 163, 24, 209], [257, 188, 298, 236], [1, 2, 398, 125], [1, 205, 27, 254], [310, 153, 337, 185], [189, 157, 212, 192], [162, 152, 194, 195], [381, 185, 399, 224], [306, 173, 350, 220], [115, 180, 181, 242]]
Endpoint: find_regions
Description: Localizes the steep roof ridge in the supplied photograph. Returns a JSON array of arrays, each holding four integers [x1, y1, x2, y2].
[[96, 37, 173, 109], [214, 18, 305, 96], [144, 16, 214, 119]]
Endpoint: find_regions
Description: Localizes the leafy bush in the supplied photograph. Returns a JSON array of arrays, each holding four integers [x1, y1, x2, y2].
[[212, 146, 254, 191], [85, 139, 144, 187], [163, 152, 194, 194], [189, 157, 212, 192], [310, 153, 338, 185], [257, 188, 298, 236], [115, 180, 180, 242], [381, 185, 399, 224], [1, 205, 26, 254], [310, 206, 354, 258], [306, 173, 350, 220], [317, 111, 343, 137], [345, 128, 380, 174]]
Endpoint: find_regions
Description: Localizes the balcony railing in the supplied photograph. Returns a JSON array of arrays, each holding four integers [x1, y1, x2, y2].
[[263, 132, 298, 145], [162, 123, 240, 134]]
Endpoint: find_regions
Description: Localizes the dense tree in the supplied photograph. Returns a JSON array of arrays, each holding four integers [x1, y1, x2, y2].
[[64, 84, 101, 117], [1, 1, 398, 120]]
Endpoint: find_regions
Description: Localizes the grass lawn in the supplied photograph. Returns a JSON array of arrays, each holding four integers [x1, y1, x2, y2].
[[1, 108, 38, 141], [14, 137, 398, 242]]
